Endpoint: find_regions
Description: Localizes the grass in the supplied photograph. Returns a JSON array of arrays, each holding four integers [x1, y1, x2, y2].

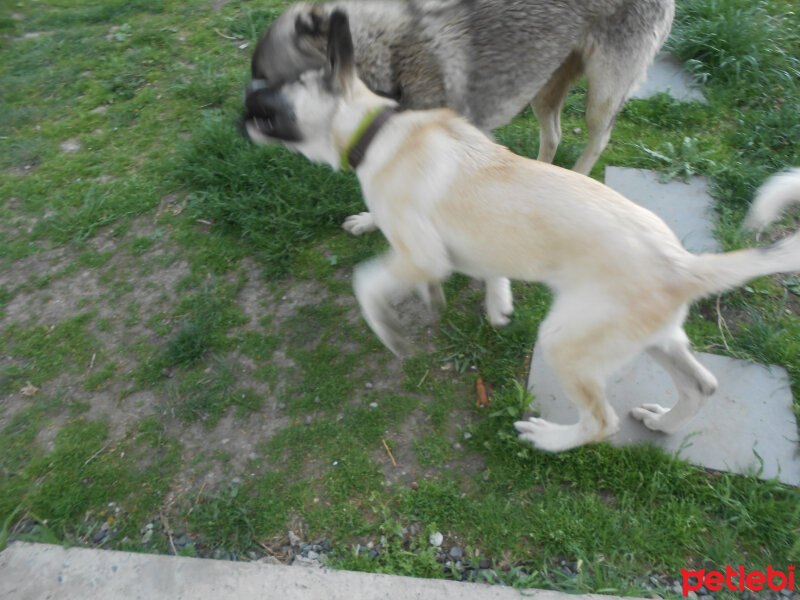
[[0, 0, 799, 596]]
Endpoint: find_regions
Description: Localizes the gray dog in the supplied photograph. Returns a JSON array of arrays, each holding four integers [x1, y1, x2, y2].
[[250, 0, 675, 175]]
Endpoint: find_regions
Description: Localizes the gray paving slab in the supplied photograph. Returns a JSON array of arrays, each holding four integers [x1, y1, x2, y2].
[[526, 349, 800, 486], [604, 167, 719, 253], [633, 53, 706, 103], [0, 542, 647, 600]]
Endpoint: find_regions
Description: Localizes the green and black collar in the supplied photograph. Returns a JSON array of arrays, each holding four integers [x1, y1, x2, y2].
[[341, 106, 399, 171]]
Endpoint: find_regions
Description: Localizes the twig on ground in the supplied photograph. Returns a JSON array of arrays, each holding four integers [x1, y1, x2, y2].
[[213, 28, 238, 40], [716, 295, 732, 352], [417, 369, 429, 387], [160, 513, 177, 555], [382, 439, 398, 467], [83, 441, 112, 466]]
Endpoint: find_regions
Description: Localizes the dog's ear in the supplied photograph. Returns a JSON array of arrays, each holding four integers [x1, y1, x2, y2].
[[325, 10, 355, 89], [294, 5, 328, 38]]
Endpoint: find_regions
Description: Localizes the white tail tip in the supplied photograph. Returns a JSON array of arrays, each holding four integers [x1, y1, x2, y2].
[[744, 168, 800, 233]]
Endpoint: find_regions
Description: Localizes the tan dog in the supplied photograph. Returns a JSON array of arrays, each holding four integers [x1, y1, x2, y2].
[[241, 12, 800, 452]]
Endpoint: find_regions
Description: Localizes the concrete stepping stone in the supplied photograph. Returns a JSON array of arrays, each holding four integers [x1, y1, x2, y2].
[[526, 349, 799, 486], [604, 166, 719, 253], [633, 52, 706, 103]]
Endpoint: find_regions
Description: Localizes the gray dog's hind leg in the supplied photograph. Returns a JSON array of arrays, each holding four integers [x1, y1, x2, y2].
[[531, 53, 583, 165]]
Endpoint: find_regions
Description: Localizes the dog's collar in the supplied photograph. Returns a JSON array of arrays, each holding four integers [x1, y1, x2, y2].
[[341, 106, 399, 171]]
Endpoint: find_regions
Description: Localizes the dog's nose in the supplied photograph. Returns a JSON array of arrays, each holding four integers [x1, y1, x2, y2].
[[244, 84, 294, 123]]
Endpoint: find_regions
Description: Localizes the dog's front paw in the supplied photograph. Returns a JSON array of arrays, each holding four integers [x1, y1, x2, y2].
[[488, 311, 511, 327], [342, 212, 377, 235], [630, 403, 675, 433], [354, 260, 414, 357], [486, 277, 513, 327]]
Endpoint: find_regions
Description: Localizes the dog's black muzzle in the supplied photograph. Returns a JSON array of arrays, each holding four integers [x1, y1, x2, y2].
[[239, 78, 301, 143]]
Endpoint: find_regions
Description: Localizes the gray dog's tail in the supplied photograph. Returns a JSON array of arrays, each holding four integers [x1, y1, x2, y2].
[[685, 168, 800, 298]]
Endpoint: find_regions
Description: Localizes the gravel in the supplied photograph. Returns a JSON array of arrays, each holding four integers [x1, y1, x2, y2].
[[76, 520, 795, 600]]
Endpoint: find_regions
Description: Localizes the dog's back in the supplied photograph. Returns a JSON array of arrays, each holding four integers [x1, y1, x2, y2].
[[406, 0, 674, 130], [250, 0, 673, 174]]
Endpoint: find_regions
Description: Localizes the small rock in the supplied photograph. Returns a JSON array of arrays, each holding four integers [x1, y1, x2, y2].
[[140, 530, 153, 545], [306, 550, 320, 560], [449, 546, 463, 559], [60, 139, 82, 153], [572, 127, 582, 135], [292, 555, 322, 568], [429, 532, 443, 547], [278, 403, 287, 410], [314, 396, 321, 404], [288, 530, 301, 547], [369, 402, 378, 408], [232, 477, 242, 486], [463, 432, 472, 440], [365, 382, 373, 389], [304, 415, 313, 425]]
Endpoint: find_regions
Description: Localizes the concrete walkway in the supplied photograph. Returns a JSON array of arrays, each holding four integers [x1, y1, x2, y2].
[[0, 542, 648, 600]]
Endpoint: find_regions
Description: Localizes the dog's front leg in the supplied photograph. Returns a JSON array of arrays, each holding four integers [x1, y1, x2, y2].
[[485, 277, 513, 326], [342, 212, 378, 235], [354, 252, 436, 357]]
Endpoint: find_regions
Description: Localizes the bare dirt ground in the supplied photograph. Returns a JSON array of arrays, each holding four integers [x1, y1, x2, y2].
[[0, 212, 486, 505]]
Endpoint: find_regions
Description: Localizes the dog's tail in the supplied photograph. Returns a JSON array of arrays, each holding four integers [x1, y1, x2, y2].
[[686, 168, 800, 298]]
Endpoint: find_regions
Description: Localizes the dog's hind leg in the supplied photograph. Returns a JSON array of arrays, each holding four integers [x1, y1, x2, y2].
[[515, 297, 632, 452], [516, 368, 618, 452], [572, 55, 648, 175], [632, 324, 718, 434], [531, 53, 582, 165]]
